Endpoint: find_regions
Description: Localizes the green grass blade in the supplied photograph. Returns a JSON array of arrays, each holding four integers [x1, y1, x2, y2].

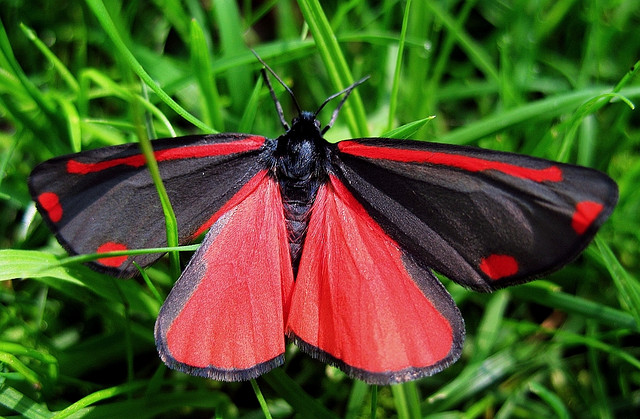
[[425, 1, 499, 83], [297, 0, 369, 137], [0, 381, 52, 419], [0, 249, 81, 283], [190, 19, 224, 131], [19, 23, 79, 93], [238, 76, 264, 133], [262, 368, 339, 418], [51, 382, 148, 418], [381, 116, 435, 139], [134, 100, 181, 279], [250, 379, 273, 419], [85, 0, 212, 132], [344, 380, 370, 419], [213, 0, 251, 114], [528, 382, 570, 419], [597, 237, 640, 326], [511, 282, 638, 331], [439, 86, 640, 147], [472, 292, 510, 362], [391, 382, 421, 419], [386, 0, 411, 131]]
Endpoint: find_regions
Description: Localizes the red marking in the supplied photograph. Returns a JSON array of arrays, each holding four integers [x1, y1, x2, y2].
[[572, 201, 603, 234], [67, 136, 265, 174], [190, 170, 269, 239], [166, 176, 294, 370], [338, 141, 563, 182], [38, 192, 63, 223], [287, 176, 454, 373], [479, 254, 519, 280], [96, 242, 129, 267]]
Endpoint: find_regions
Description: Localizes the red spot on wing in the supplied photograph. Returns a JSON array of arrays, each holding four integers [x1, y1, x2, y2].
[[572, 201, 604, 235], [338, 141, 563, 182], [96, 242, 129, 267], [164, 176, 293, 370], [479, 254, 519, 280], [38, 192, 63, 223], [67, 136, 265, 174], [288, 176, 455, 374]]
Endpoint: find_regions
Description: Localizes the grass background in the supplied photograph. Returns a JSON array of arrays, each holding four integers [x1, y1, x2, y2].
[[1, 0, 639, 417]]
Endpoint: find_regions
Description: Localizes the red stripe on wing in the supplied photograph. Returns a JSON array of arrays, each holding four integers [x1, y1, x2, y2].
[[338, 141, 562, 182], [67, 136, 265, 174]]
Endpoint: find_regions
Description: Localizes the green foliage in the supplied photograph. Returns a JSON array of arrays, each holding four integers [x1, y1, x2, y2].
[[1, 0, 639, 417]]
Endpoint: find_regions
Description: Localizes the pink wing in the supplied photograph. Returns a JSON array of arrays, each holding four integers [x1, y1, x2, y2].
[[286, 175, 464, 384], [155, 171, 295, 381]]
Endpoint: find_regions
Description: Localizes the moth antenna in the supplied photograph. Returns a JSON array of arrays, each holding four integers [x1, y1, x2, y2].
[[317, 76, 370, 134], [260, 68, 289, 130], [252, 50, 301, 129]]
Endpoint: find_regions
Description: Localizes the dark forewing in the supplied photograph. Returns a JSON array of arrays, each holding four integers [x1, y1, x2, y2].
[[28, 134, 266, 276], [335, 139, 618, 292]]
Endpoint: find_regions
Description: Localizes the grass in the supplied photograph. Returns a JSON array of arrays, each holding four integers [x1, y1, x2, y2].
[[1, 0, 639, 417]]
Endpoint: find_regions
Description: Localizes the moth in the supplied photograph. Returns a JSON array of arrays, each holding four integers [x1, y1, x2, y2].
[[29, 61, 618, 384]]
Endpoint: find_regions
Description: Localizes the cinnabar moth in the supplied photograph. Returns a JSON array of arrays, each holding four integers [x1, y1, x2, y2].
[[29, 61, 618, 385]]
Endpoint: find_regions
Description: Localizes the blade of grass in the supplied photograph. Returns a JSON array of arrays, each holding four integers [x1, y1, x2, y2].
[[19, 23, 79, 93], [439, 86, 640, 146], [513, 322, 640, 371], [345, 381, 370, 419], [51, 381, 148, 418], [391, 382, 421, 419], [0, 380, 52, 419], [0, 342, 58, 382], [424, 0, 476, 115], [370, 385, 377, 419], [0, 17, 66, 142], [78, 69, 177, 138], [213, 0, 251, 114], [238, 76, 264, 133], [262, 368, 339, 419], [53, 390, 233, 417], [386, 0, 411, 131], [85, 0, 212, 133], [528, 381, 570, 419], [510, 282, 638, 331], [130, 92, 181, 280], [53, 96, 82, 152], [0, 352, 44, 387], [424, 1, 499, 83], [557, 92, 634, 163], [597, 237, 640, 326], [190, 19, 224, 130], [471, 291, 510, 362], [297, 0, 369, 137], [381, 115, 435, 139], [250, 380, 273, 419]]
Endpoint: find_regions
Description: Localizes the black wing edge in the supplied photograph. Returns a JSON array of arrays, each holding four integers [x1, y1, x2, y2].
[[286, 332, 463, 385], [156, 337, 285, 382]]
